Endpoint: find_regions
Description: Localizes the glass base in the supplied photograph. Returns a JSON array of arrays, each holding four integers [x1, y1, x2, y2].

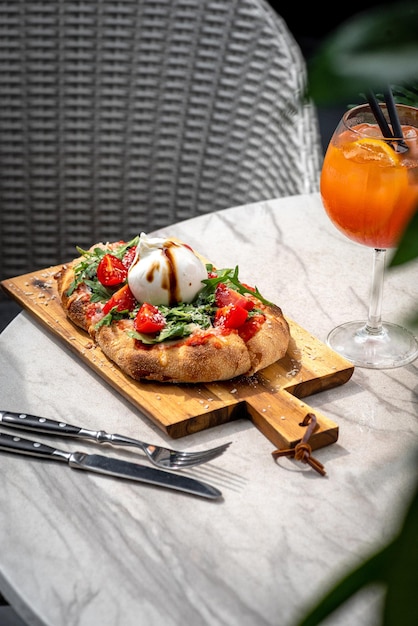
[[327, 321, 418, 369]]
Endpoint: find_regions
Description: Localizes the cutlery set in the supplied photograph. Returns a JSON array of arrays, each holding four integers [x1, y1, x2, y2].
[[0, 410, 230, 499]]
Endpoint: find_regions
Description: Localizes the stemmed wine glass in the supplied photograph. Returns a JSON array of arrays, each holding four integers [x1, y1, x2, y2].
[[320, 101, 418, 368]]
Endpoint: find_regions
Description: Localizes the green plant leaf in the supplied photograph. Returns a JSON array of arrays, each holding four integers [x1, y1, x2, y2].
[[296, 476, 418, 626], [295, 542, 393, 626], [383, 481, 418, 626], [307, 3, 418, 105], [389, 210, 418, 267], [388, 210, 418, 325]]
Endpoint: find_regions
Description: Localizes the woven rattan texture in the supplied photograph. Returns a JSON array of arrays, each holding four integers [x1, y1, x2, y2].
[[0, 0, 322, 278]]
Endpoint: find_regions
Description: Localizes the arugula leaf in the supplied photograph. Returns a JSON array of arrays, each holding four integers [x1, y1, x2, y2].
[[95, 307, 134, 329], [198, 265, 273, 306], [66, 236, 138, 297], [128, 322, 199, 345], [84, 280, 114, 303], [110, 236, 139, 260], [160, 302, 213, 325]]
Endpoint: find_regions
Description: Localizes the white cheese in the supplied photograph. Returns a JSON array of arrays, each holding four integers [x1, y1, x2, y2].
[[128, 232, 207, 305]]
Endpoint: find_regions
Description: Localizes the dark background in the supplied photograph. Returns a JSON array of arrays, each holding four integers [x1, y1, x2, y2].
[[270, 1, 391, 151], [269, 1, 387, 58]]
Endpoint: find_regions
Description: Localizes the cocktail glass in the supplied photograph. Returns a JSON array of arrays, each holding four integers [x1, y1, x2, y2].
[[320, 102, 418, 368]]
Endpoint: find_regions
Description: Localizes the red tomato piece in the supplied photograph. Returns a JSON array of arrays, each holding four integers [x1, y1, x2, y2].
[[215, 283, 254, 311], [134, 303, 166, 334], [184, 333, 213, 347], [214, 304, 248, 329], [122, 246, 137, 269], [238, 313, 265, 342], [103, 284, 136, 315], [97, 254, 128, 286]]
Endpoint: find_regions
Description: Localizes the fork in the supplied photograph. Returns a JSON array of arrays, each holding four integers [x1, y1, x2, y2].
[[0, 410, 231, 470]]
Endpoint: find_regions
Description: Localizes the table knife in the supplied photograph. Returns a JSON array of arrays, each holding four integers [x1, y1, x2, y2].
[[0, 431, 222, 500]]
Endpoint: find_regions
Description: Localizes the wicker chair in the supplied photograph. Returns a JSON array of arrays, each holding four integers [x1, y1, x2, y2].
[[0, 0, 322, 280]]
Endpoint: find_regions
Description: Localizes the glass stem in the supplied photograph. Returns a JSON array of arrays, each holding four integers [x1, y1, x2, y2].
[[366, 248, 386, 334]]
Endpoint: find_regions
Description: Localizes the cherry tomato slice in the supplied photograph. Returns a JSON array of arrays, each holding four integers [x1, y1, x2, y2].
[[214, 304, 248, 329], [122, 246, 137, 269], [102, 284, 136, 315], [134, 303, 166, 334], [215, 283, 254, 311], [97, 254, 128, 287], [238, 313, 265, 341]]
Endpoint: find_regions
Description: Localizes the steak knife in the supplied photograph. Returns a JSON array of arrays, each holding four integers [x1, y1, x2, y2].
[[0, 431, 222, 500]]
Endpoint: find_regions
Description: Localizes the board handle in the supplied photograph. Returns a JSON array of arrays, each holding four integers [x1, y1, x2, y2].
[[245, 389, 338, 451]]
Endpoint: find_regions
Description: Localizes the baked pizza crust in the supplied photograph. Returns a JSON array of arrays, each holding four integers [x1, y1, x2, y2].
[[55, 262, 91, 331], [54, 244, 290, 383], [95, 321, 252, 383], [245, 303, 290, 375], [92, 304, 289, 383]]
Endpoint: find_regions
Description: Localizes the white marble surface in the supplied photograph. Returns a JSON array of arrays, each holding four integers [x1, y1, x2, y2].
[[0, 193, 417, 626]]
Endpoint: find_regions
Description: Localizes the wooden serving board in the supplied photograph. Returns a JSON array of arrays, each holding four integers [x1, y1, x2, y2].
[[1, 267, 354, 451]]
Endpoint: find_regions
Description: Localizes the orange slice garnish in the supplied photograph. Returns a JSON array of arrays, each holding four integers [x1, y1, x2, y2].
[[343, 137, 400, 165]]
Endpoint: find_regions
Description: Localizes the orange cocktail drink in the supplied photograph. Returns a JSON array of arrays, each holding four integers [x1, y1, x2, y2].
[[319, 102, 418, 369], [320, 107, 418, 249]]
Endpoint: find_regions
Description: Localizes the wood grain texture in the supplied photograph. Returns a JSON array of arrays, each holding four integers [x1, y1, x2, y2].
[[1, 266, 354, 450]]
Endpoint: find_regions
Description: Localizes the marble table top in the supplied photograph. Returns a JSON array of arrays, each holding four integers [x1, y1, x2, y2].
[[0, 192, 417, 626]]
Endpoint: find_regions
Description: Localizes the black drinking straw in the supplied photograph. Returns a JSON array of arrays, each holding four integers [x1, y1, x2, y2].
[[384, 87, 408, 151], [384, 87, 403, 138], [366, 90, 393, 138]]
